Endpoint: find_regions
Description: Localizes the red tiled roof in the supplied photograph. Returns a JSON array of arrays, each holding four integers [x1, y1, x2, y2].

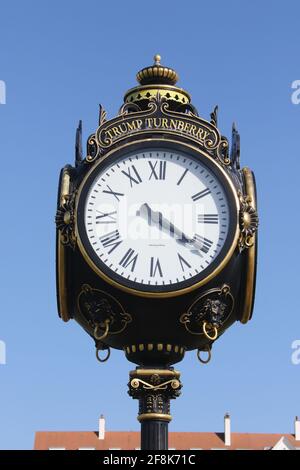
[[34, 431, 299, 450]]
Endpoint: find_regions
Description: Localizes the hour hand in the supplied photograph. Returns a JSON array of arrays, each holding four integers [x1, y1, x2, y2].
[[137, 203, 184, 239], [136, 203, 153, 224], [136, 204, 202, 255]]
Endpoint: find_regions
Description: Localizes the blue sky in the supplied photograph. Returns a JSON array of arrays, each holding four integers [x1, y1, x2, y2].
[[0, 0, 299, 449]]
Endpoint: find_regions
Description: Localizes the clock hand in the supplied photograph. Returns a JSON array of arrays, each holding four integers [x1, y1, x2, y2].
[[137, 203, 203, 255], [137, 203, 188, 238], [175, 235, 204, 256]]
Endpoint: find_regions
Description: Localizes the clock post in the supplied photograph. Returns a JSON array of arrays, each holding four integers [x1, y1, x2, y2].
[[56, 55, 259, 450], [128, 368, 182, 450]]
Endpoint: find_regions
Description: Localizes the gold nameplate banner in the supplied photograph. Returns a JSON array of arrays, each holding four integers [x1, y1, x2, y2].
[[87, 96, 230, 166]]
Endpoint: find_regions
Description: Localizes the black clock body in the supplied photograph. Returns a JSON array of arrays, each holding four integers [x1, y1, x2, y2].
[[56, 70, 258, 367]]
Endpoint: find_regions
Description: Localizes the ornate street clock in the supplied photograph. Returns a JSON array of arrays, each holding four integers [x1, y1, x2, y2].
[[56, 55, 258, 449]]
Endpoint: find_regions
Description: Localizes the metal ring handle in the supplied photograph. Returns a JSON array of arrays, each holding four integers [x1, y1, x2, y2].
[[202, 321, 218, 341], [96, 347, 111, 363], [94, 319, 110, 341], [197, 346, 211, 364]]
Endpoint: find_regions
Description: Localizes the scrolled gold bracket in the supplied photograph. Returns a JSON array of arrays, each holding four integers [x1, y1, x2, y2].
[[244, 234, 255, 248], [238, 184, 259, 253], [130, 378, 140, 389], [96, 346, 110, 363], [171, 379, 180, 390], [202, 321, 218, 341], [130, 378, 180, 391], [197, 345, 212, 364]]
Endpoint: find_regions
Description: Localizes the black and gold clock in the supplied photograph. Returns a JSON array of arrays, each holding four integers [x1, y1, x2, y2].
[[56, 56, 258, 366], [76, 140, 239, 297]]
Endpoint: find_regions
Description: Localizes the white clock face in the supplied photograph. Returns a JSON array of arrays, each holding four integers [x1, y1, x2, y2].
[[80, 147, 233, 293]]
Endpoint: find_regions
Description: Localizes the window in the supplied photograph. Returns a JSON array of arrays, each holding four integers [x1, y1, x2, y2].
[[78, 447, 95, 450], [49, 447, 66, 450]]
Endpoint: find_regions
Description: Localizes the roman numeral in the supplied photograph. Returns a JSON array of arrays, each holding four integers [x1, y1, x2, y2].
[[119, 248, 138, 272], [99, 230, 122, 253], [150, 257, 163, 277], [177, 168, 188, 185], [178, 253, 191, 271], [191, 188, 211, 201], [197, 214, 219, 224], [121, 165, 142, 187], [149, 161, 166, 180], [103, 185, 124, 201], [194, 234, 213, 254], [96, 210, 117, 224]]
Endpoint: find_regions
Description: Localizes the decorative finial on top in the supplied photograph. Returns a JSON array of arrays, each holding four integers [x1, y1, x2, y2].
[[136, 56, 179, 86], [154, 54, 161, 66], [124, 55, 191, 106]]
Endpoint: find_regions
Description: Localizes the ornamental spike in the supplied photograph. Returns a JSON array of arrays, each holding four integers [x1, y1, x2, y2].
[[210, 105, 218, 127], [75, 120, 82, 166], [231, 121, 240, 170]]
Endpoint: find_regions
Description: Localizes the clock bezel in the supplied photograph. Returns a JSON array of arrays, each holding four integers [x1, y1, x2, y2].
[[76, 138, 240, 298]]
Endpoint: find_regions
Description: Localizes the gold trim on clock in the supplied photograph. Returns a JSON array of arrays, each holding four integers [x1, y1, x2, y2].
[[57, 232, 70, 321], [57, 167, 72, 321], [75, 138, 240, 299], [240, 167, 257, 324]]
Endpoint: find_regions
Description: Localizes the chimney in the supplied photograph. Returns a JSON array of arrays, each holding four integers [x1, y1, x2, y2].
[[224, 413, 231, 446], [99, 414, 105, 440], [295, 416, 300, 441]]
